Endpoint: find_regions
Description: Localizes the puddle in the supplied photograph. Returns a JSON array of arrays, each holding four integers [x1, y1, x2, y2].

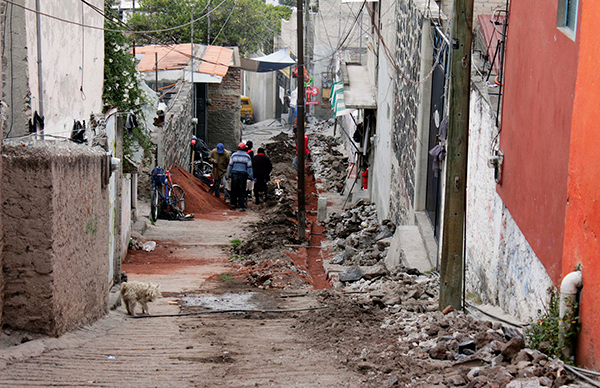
[[181, 292, 264, 310]]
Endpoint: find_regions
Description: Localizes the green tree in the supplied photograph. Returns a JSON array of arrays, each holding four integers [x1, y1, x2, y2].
[[128, 0, 292, 55], [104, 0, 152, 165]]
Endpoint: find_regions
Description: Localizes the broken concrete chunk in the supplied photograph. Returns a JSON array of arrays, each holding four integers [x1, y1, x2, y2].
[[362, 263, 388, 280], [501, 336, 525, 360], [339, 266, 363, 282]]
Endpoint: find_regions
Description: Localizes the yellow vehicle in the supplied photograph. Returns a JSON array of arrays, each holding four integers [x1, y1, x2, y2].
[[240, 96, 254, 124]]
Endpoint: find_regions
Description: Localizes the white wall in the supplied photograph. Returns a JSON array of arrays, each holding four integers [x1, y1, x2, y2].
[[371, 50, 394, 221], [243, 71, 276, 122], [465, 89, 553, 321], [26, 0, 104, 138]]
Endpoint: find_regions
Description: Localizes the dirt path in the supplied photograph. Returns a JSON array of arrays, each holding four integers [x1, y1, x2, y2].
[[0, 212, 366, 387]]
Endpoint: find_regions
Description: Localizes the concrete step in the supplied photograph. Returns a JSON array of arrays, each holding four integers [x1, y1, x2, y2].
[[384, 225, 434, 273]]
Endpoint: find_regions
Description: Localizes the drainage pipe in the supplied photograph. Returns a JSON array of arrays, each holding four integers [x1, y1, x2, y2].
[[559, 270, 583, 360], [35, 0, 44, 124]]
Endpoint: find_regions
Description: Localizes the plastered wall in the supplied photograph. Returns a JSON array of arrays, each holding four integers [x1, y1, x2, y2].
[[2, 142, 109, 336], [465, 89, 553, 322]]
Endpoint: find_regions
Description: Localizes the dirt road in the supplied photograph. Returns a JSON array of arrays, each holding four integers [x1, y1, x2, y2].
[[0, 209, 367, 387]]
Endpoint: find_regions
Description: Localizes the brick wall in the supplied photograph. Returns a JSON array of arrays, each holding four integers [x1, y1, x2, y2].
[[208, 68, 242, 151], [161, 82, 194, 170], [388, 0, 425, 226], [1, 142, 109, 336]]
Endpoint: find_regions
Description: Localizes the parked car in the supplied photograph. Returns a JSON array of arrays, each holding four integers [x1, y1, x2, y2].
[[240, 96, 254, 124]]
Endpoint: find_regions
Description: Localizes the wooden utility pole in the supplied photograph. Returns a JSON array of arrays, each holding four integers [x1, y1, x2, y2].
[[439, 0, 474, 310], [296, 0, 306, 241]]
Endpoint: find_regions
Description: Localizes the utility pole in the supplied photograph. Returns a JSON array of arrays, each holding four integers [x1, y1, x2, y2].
[[439, 0, 474, 310], [191, 3, 196, 138], [296, 0, 306, 241]]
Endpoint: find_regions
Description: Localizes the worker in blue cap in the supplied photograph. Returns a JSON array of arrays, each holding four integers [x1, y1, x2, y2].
[[208, 143, 230, 198]]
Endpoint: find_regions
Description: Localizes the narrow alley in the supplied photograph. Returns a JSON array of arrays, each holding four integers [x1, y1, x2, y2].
[[0, 121, 592, 387]]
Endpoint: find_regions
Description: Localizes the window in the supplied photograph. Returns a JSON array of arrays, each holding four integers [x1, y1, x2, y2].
[[557, 0, 579, 36]]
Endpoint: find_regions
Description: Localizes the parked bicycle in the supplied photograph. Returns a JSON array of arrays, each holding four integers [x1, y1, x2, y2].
[[150, 166, 185, 222], [191, 136, 212, 177]]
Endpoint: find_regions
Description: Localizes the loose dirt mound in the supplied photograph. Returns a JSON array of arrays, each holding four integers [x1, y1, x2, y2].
[[169, 165, 229, 216]]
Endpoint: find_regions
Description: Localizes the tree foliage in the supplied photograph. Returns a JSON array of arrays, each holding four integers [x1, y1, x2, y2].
[[127, 0, 292, 55], [104, 0, 152, 165]]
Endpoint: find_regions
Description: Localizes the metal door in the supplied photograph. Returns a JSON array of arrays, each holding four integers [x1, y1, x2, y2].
[[195, 83, 208, 141]]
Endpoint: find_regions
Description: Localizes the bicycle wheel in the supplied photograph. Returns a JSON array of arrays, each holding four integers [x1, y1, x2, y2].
[[200, 161, 212, 176], [150, 189, 159, 222], [170, 184, 185, 213]]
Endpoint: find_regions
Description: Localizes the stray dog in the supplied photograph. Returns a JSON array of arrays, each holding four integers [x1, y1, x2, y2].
[[120, 281, 161, 316]]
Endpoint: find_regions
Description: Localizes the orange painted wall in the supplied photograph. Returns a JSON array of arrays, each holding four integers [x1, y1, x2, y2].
[[497, 0, 579, 284], [563, 1, 600, 370]]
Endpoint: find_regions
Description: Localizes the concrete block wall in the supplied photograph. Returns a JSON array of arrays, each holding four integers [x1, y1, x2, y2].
[[1, 142, 109, 336], [388, 0, 425, 226], [208, 68, 242, 151], [161, 82, 194, 170], [465, 88, 553, 322]]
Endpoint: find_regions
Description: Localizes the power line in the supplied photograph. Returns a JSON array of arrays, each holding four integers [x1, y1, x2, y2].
[[1, 0, 227, 34]]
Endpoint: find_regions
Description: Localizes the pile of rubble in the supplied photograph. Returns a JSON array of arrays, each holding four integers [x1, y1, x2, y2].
[[296, 271, 584, 388], [324, 200, 395, 267], [308, 132, 348, 193]]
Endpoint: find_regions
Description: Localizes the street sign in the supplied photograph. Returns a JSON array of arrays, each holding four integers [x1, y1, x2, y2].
[[306, 100, 319, 105]]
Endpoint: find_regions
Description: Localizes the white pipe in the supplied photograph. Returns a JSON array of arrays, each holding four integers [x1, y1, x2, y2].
[[559, 270, 583, 360]]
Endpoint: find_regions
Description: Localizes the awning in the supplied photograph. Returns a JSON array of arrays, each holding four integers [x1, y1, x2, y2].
[[343, 65, 377, 109], [241, 49, 296, 73], [330, 81, 356, 117]]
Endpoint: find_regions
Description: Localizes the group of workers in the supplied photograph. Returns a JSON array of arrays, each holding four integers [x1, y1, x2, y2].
[[207, 140, 273, 212]]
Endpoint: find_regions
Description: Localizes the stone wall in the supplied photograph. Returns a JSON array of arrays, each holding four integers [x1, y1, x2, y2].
[[1, 142, 109, 336], [465, 87, 553, 322], [160, 82, 193, 170], [208, 68, 242, 151], [388, 0, 425, 226]]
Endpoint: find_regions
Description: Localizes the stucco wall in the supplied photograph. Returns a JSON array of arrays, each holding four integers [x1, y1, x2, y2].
[[465, 89, 553, 322], [208, 68, 242, 151], [562, 1, 600, 369], [496, 0, 579, 284], [243, 71, 275, 123], [2, 142, 109, 336], [23, 0, 104, 138]]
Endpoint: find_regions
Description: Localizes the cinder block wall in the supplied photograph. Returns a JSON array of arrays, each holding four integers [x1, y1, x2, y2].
[[1, 142, 109, 336], [208, 68, 242, 151]]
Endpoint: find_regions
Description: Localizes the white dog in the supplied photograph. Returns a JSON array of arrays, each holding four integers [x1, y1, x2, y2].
[[120, 281, 161, 316]]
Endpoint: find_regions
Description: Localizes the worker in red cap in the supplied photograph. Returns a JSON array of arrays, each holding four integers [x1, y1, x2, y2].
[[226, 142, 253, 211]]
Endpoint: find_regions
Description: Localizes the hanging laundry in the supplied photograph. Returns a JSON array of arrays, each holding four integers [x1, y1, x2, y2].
[[428, 144, 446, 178], [28, 111, 44, 133], [71, 120, 87, 143], [126, 112, 138, 135]]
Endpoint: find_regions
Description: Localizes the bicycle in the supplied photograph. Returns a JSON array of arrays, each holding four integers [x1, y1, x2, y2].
[[191, 137, 213, 178], [150, 166, 185, 222]]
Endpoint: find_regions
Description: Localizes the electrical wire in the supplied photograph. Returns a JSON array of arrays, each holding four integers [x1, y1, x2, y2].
[[564, 365, 600, 388], [336, 1, 366, 51], [1, 0, 227, 34], [210, 0, 238, 45], [365, 5, 446, 86], [464, 302, 527, 328]]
